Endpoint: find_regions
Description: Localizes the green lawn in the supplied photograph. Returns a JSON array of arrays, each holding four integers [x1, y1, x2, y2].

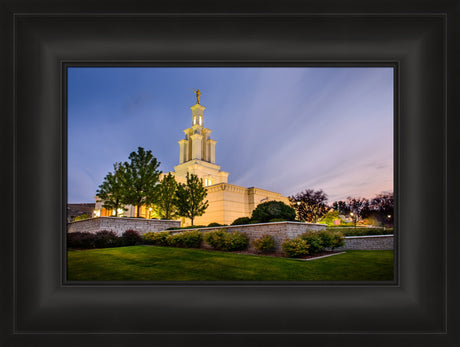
[[67, 246, 394, 281]]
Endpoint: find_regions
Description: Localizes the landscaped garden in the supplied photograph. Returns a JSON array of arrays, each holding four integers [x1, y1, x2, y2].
[[67, 246, 394, 281]]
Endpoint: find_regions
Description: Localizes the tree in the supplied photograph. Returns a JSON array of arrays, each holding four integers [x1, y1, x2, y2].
[[251, 200, 296, 223], [174, 173, 209, 226], [154, 173, 178, 220], [96, 162, 127, 217], [344, 196, 370, 228], [289, 189, 329, 223], [318, 209, 341, 226], [122, 147, 161, 217], [369, 192, 394, 226], [331, 200, 350, 215]]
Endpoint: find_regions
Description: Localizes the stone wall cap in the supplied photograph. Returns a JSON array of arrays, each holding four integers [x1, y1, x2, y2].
[[67, 217, 180, 225], [169, 221, 326, 232], [344, 234, 394, 239]]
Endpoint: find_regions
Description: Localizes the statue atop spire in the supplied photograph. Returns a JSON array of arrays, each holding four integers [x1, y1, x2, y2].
[[191, 88, 201, 104]]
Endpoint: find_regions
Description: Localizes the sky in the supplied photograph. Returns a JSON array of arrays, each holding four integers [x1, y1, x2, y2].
[[67, 67, 393, 204]]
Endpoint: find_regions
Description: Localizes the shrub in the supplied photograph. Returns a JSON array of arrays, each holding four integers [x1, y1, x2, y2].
[[269, 218, 287, 223], [231, 217, 251, 225], [74, 213, 91, 221], [67, 232, 96, 249], [281, 238, 309, 258], [251, 234, 275, 253], [317, 230, 336, 249], [94, 230, 119, 248], [330, 231, 345, 249], [208, 222, 224, 227], [143, 231, 170, 246], [166, 225, 206, 230], [204, 229, 249, 251], [251, 201, 296, 223], [167, 230, 203, 248], [300, 231, 324, 254], [222, 231, 249, 251], [203, 229, 227, 249], [120, 229, 142, 246]]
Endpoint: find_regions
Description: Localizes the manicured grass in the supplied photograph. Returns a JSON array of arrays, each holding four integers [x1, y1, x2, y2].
[[67, 246, 394, 281]]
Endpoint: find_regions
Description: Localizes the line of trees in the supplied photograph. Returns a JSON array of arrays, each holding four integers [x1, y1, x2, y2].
[[96, 147, 208, 225], [289, 189, 393, 226]]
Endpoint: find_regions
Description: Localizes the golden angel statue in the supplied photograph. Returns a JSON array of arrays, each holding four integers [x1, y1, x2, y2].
[[191, 88, 201, 104]]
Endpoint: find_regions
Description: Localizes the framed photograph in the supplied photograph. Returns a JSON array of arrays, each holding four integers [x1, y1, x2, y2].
[[65, 65, 395, 282], [2, 1, 458, 346]]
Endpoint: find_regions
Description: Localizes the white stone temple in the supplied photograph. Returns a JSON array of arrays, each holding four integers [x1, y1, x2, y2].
[[94, 90, 289, 225], [166, 91, 289, 226]]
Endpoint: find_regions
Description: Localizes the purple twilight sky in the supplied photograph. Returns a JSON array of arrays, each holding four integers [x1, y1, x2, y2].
[[67, 67, 393, 204]]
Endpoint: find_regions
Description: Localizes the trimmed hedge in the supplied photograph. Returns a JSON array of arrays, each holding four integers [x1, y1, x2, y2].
[[326, 227, 393, 236], [166, 225, 206, 230], [231, 217, 252, 226]]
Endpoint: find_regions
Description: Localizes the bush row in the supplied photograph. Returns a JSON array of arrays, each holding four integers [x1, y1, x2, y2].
[[326, 227, 393, 236], [282, 230, 345, 258], [67, 229, 142, 249], [143, 230, 202, 248]]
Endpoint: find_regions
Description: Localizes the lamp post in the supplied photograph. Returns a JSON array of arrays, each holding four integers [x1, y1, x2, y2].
[[350, 212, 356, 230]]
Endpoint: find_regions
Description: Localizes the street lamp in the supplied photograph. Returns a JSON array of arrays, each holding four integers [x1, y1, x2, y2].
[[350, 212, 356, 230]]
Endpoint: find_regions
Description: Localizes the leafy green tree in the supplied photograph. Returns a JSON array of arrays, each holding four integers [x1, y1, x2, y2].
[[96, 162, 127, 217], [318, 209, 341, 226], [289, 189, 328, 223], [155, 173, 178, 220], [122, 147, 161, 217], [174, 173, 209, 226], [251, 200, 296, 223]]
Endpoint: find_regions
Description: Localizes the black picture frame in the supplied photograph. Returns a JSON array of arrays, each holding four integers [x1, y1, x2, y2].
[[1, 1, 459, 346]]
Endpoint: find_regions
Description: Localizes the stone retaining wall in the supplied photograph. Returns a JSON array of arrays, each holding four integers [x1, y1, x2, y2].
[[338, 235, 394, 251], [171, 222, 326, 252], [67, 217, 181, 236]]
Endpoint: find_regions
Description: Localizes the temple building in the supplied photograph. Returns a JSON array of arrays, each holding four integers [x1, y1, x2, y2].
[[94, 90, 289, 225]]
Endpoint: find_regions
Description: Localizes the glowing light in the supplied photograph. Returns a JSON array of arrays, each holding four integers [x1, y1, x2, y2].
[[93, 209, 101, 217]]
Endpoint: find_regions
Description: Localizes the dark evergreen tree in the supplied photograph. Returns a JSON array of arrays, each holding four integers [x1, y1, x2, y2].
[[251, 200, 296, 223]]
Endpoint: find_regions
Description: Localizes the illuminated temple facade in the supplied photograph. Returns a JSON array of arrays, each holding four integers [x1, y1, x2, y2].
[[95, 94, 289, 226]]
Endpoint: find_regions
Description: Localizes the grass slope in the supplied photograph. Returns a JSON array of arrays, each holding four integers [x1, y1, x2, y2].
[[67, 246, 394, 281]]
